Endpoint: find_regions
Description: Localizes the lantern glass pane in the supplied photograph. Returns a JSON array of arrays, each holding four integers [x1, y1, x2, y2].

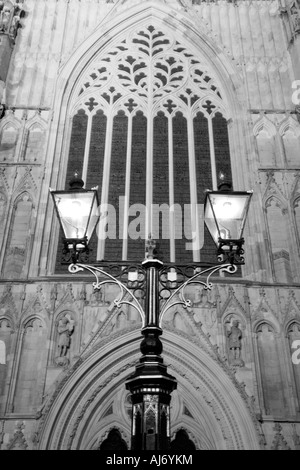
[[52, 191, 99, 241], [204, 192, 252, 244], [86, 194, 100, 241], [204, 200, 219, 245]]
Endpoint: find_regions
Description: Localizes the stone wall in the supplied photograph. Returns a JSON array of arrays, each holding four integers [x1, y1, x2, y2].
[[0, 0, 300, 450]]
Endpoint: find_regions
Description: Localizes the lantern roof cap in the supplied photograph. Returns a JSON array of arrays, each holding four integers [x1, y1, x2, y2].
[[69, 172, 84, 190], [217, 180, 232, 191]]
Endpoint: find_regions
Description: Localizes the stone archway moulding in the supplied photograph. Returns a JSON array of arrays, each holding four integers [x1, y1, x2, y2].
[[36, 330, 260, 450]]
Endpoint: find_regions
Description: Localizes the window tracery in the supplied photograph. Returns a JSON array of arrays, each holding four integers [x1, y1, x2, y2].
[[59, 24, 232, 266]]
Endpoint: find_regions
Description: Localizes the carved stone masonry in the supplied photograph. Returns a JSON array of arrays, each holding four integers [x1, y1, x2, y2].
[[271, 423, 290, 450], [55, 314, 75, 367], [289, 0, 300, 36], [0, 1, 23, 43], [6, 421, 28, 450], [226, 318, 245, 367], [296, 105, 300, 124]]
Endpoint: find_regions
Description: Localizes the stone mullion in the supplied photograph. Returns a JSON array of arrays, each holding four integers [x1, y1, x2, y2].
[[252, 329, 268, 416], [0, 187, 11, 272], [21, 198, 35, 279], [97, 110, 113, 261], [0, 177, 10, 271], [122, 113, 133, 261], [276, 133, 287, 167], [17, 119, 29, 163], [168, 115, 175, 263], [81, 110, 93, 186], [291, 198, 300, 256], [4, 325, 26, 415], [146, 115, 153, 241], [146, 88, 154, 242], [273, 331, 290, 417], [187, 109, 200, 262], [289, 200, 300, 281], [207, 116, 217, 190], [286, 199, 300, 281], [263, 203, 277, 282], [0, 199, 16, 277]]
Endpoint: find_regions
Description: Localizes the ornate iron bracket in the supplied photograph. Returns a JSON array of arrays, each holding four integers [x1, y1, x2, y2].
[[159, 263, 237, 324], [69, 263, 146, 324], [63, 237, 90, 264], [217, 237, 245, 265], [68, 260, 237, 328]]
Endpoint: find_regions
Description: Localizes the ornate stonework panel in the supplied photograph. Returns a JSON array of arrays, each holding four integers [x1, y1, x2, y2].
[[74, 24, 224, 117]]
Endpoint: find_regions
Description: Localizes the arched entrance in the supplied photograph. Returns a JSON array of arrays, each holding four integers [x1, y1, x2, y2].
[[36, 329, 260, 449]]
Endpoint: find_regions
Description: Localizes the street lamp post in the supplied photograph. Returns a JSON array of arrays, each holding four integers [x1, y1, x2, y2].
[[125, 252, 177, 451], [50, 175, 252, 451]]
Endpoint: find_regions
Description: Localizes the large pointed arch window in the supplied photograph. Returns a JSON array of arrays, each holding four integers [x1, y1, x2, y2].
[[56, 25, 232, 269]]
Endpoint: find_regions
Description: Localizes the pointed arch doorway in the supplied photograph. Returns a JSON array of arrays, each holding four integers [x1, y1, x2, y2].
[[36, 329, 260, 450]]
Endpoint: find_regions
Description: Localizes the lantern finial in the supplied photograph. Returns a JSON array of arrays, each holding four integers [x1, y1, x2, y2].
[[217, 172, 232, 191], [69, 172, 84, 190]]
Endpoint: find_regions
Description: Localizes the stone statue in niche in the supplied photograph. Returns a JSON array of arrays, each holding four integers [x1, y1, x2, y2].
[[0, 2, 23, 42], [9, 9, 21, 39], [226, 318, 244, 366], [55, 314, 74, 366], [192, 288, 216, 330], [90, 287, 104, 307]]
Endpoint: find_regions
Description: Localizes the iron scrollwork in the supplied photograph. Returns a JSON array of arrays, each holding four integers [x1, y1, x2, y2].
[[69, 262, 146, 324], [68, 260, 237, 326], [159, 263, 237, 322]]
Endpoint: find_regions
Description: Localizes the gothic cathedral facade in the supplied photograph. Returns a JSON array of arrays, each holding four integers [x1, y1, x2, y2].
[[0, 0, 300, 450]]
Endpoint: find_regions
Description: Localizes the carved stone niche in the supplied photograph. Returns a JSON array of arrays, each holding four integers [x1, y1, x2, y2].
[[54, 313, 75, 367], [224, 314, 245, 367], [288, 0, 300, 36]]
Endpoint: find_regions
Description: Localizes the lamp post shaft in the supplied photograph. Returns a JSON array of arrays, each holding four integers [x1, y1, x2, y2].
[[143, 259, 162, 328]]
